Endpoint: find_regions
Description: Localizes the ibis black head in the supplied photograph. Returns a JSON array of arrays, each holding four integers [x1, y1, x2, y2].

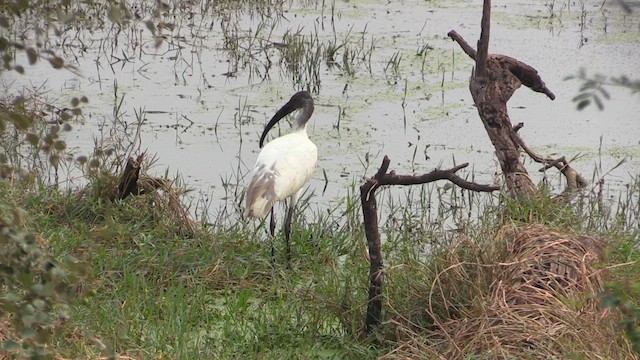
[[259, 91, 315, 148]]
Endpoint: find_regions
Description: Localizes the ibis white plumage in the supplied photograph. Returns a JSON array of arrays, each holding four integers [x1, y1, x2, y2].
[[244, 91, 317, 263]]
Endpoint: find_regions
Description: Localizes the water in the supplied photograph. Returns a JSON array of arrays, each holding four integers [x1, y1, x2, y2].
[[3, 0, 639, 222]]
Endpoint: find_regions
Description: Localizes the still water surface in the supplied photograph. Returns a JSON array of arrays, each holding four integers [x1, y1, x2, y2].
[[4, 0, 639, 222]]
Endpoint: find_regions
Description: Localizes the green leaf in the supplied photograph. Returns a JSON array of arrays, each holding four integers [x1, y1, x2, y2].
[[53, 140, 67, 151], [2, 340, 19, 351], [50, 267, 66, 280], [49, 154, 61, 167], [49, 56, 64, 69], [598, 86, 611, 100], [43, 134, 54, 145], [71, 97, 79, 107], [0, 36, 9, 51], [576, 99, 590, 111], [35, 329, 51, 344], [0, 16, 9, 28], [30, 284, 44, 295], [145, 20, 156, 35], [18, 0, 30, 11], [9, 112, 33, 130], [25, 133, 39, 145], [108, 5, 122, 23], [3, 53, 12, 69], [571, 93, 591, 102], [32, 299, 46, 310], [593, 94, 604, 111], [2, 291, 20, 304], [20, 328, 37, 339]]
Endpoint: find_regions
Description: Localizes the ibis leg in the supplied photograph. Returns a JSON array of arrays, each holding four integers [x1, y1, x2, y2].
[[269, 209, 276, 262], [284, 194, 298, 269]]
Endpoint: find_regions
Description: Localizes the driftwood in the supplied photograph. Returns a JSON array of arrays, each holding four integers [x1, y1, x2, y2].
[[447, 0, 585, 198], [361, 156, 500, 335]]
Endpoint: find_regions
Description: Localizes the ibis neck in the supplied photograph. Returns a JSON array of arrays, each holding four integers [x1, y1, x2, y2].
[[294, 103, 314, 130]]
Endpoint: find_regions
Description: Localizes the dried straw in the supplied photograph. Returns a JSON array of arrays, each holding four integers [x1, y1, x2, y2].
[[384, 224, 637, 359]]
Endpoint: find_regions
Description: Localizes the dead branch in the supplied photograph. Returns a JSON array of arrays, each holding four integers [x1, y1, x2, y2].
[[115, 154, 172, 199], [448, 30, 555, 101], [447, 0, 558, 198], [512, 123, 588, 198], [361, 156, 499, 335], [95, 155, 197, 237], [496, 55, 555, 100], [476, 0, 491, 79]]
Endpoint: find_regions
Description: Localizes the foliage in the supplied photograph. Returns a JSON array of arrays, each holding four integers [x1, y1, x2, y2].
[[0, 199, 89, 358], [566, 68, 640, 111], [0, 0, 155, 357], [601, 284, 640, 353]]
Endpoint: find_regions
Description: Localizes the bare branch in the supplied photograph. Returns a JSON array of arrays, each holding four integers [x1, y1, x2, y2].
[[361, 156, 500, 335], [376, 161, 500, 192], [476, 0, 492, 79], [448, 31, 555, 100], [447, 30, 477, 60], [496, 55, 556, 100], [512, 123, 587, 196]]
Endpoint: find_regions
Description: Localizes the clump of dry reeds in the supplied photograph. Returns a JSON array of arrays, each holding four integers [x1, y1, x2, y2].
[[75, 154, 199, 238], [384, 224, 637, 359]]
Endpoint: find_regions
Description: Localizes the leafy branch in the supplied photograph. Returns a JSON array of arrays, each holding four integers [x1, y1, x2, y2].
[[566, 69, 640, 111]]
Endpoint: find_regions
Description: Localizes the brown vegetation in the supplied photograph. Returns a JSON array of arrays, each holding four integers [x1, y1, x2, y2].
[[384, 224, 637, 359]]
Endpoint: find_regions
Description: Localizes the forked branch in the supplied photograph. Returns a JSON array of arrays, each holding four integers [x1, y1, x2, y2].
[[361, 156, 499, 335], [512, 123, 587, 197], [448, 30, 555, 100], [446, 0, 556, 198]]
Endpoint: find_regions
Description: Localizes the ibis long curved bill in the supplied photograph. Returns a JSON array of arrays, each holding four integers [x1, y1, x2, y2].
[[259, 91, 314, 148]]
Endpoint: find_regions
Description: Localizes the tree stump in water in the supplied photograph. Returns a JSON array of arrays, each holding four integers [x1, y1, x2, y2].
[[447, 0, 559, 198], [468, 55, 545, 197], [448, 0, 587, 199]]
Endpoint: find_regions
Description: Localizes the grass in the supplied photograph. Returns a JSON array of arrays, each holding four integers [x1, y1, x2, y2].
[[2, 158, 639, 358], [0, 176, 382, 358]]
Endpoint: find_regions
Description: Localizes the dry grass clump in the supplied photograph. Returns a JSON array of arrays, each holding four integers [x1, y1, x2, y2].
[[385, 224, 637, 359], [74, 155, 199, 238]]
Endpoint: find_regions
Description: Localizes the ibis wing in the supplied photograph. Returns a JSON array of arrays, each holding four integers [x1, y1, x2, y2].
[[244, 165, 277, 218], [245, 132, 317, 218]]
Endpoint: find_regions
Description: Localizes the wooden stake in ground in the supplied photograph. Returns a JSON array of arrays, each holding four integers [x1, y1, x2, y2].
[[361, 156, 499, 335], [117, 154, 145, 200]]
